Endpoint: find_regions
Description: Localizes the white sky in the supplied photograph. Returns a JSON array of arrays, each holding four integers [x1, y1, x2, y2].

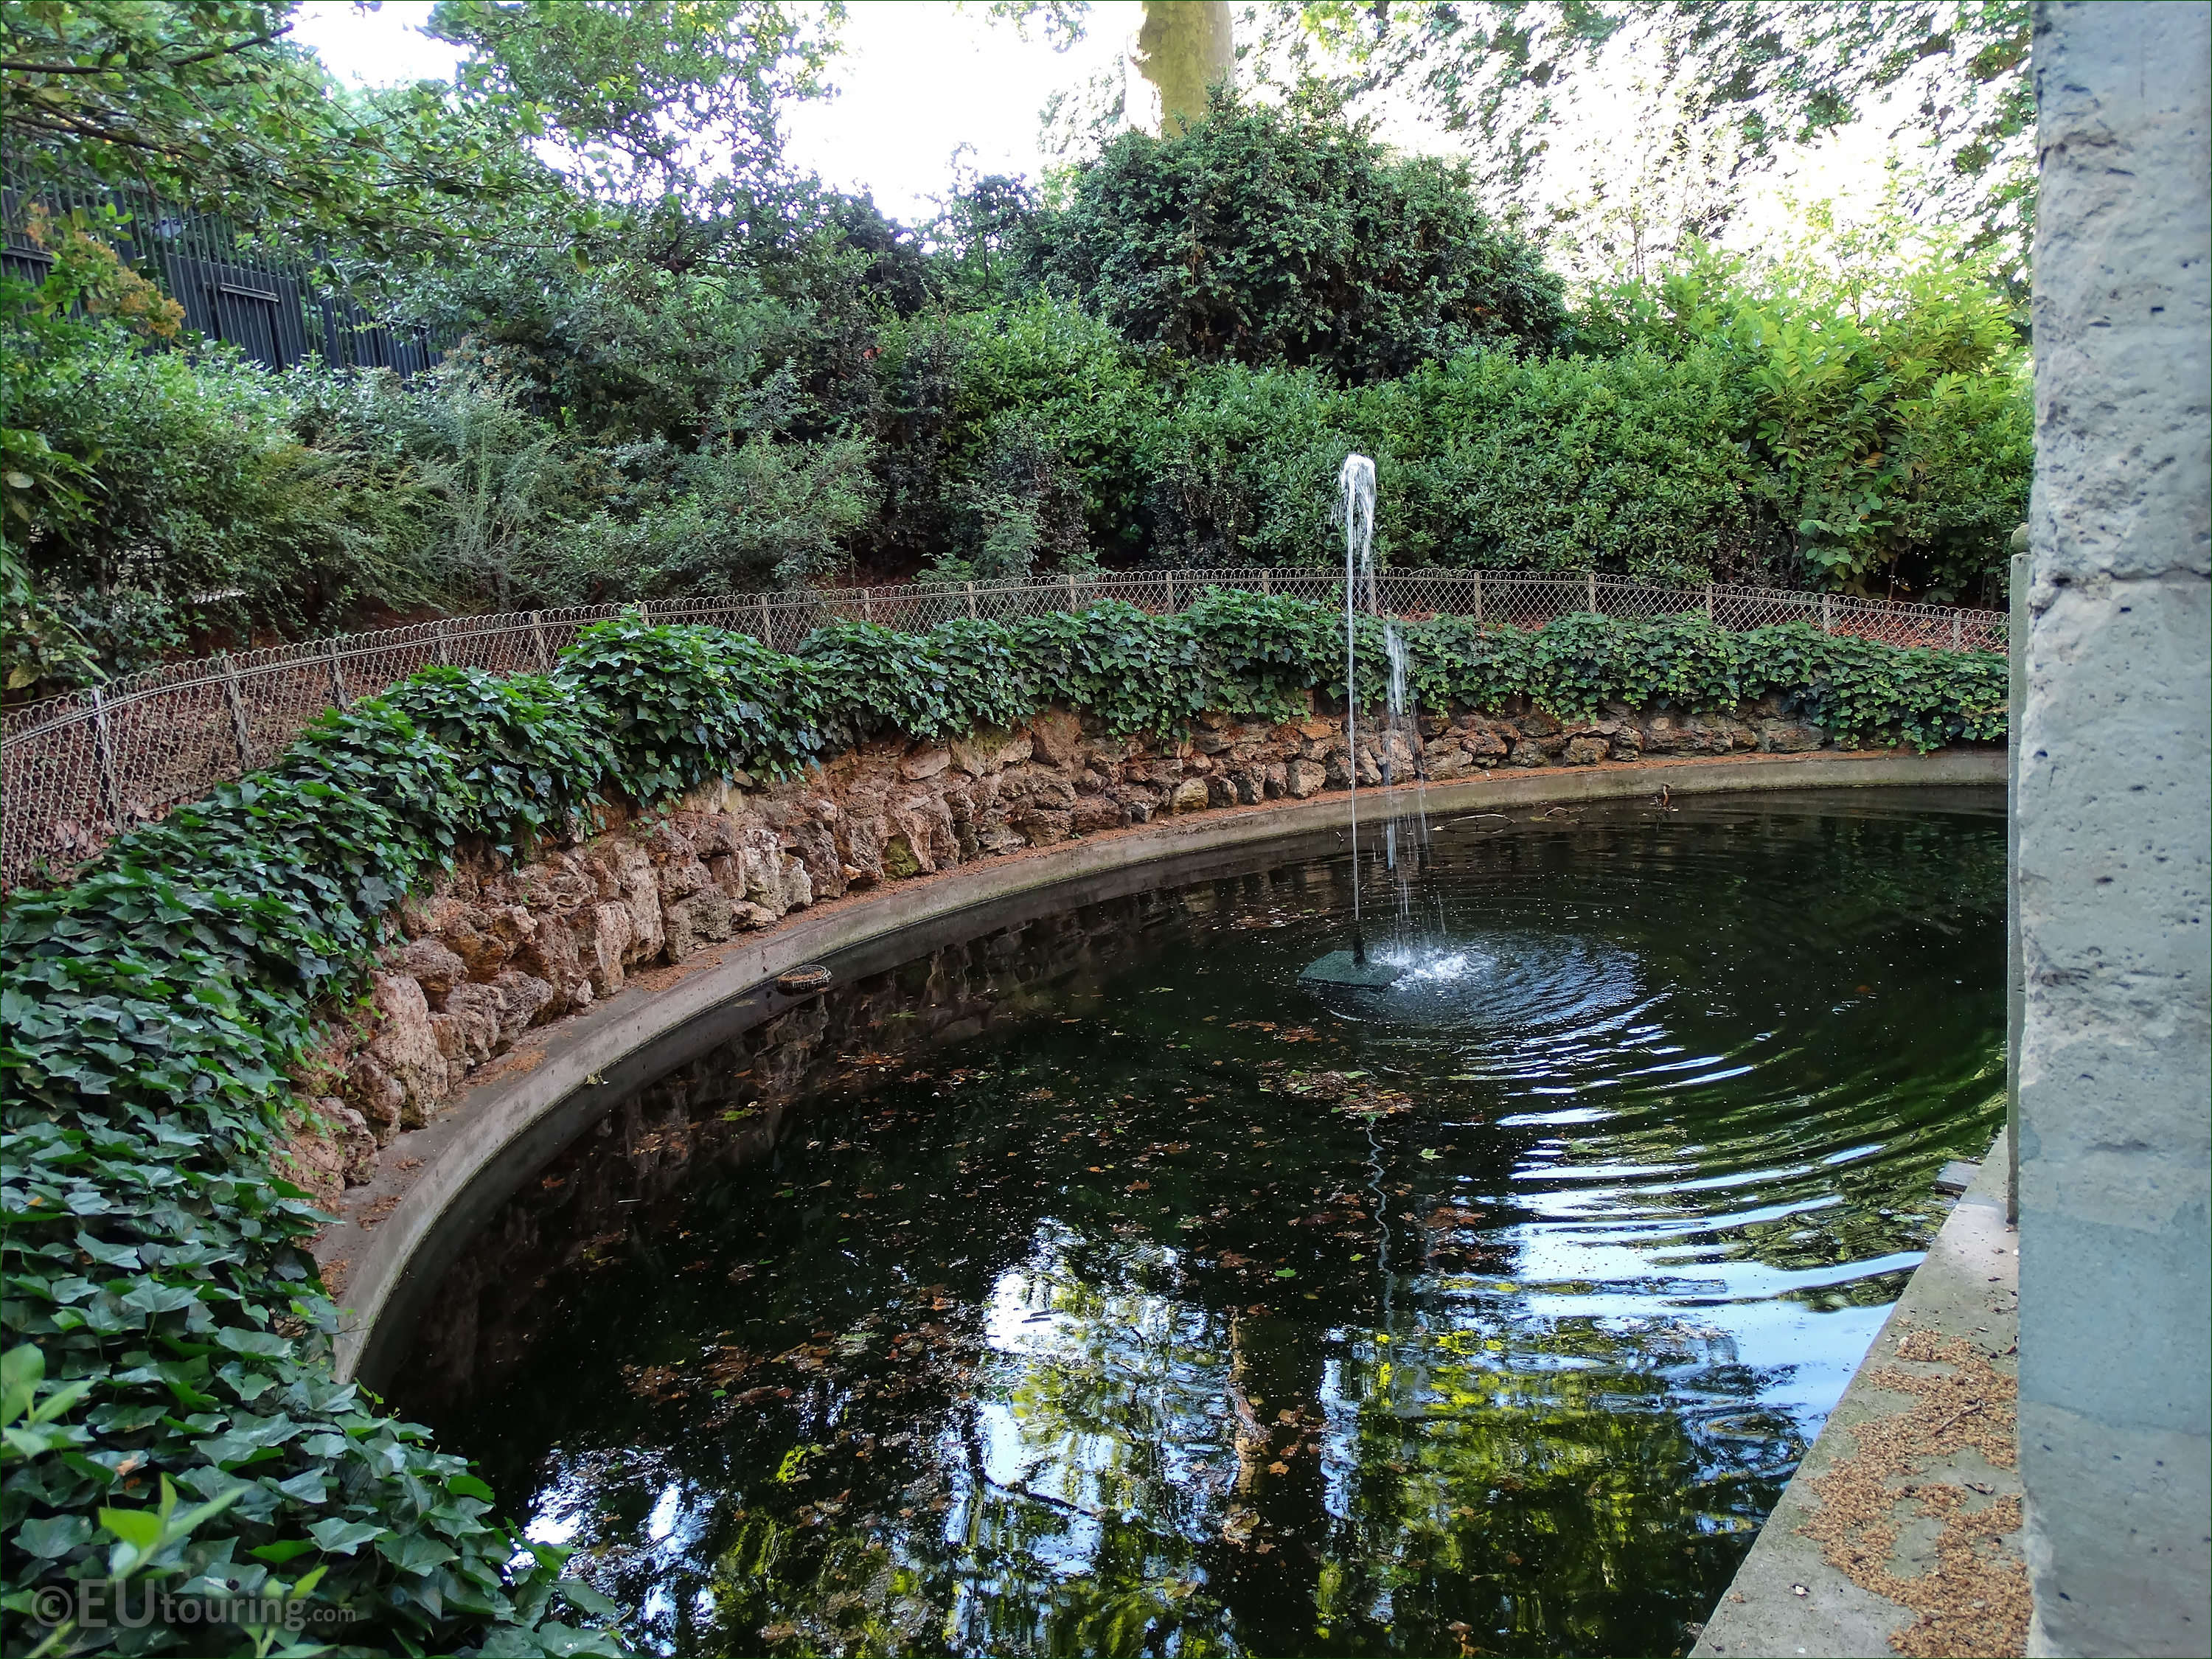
[[287, 1, 1145, 224], [285, 1, 1897, 250]]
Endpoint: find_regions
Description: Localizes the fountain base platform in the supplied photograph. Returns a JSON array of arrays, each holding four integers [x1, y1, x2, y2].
[[1298, 951, 1404, 988]]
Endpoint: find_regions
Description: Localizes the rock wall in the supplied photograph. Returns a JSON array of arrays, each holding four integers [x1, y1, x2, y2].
[[284, 692, 1836, 1204]]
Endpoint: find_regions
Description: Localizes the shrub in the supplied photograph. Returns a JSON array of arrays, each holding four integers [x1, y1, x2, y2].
[[1034, 92, 1571, 382], [2, 698, 618, 1658], [942, 296, 1162, 564], [540, 434, 877, 600], [5, 327, 441, 648], [1136, 347, 1759, 580], [1583, 237, 2032, 601]]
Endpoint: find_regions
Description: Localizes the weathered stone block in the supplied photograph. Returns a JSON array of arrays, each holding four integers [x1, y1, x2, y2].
[[1071, 796, 1124, 833], [1020, 808, 1074, 845], [516, 912, 582, 1014], [900, 745, 952, 781], [1757, 719, 1823, 754], [1029, 709, 1083, 766], [444, 984, 505, 1065], [665, 888, 735, 961], [490, 967, 554, 1037], [365, 971, 449, 1114], [399, 937, 465, 1006], [572, 901, 633, 997]]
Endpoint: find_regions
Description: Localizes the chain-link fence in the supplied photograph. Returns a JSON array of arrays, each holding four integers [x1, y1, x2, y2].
[[1, 568, 2005, 891]]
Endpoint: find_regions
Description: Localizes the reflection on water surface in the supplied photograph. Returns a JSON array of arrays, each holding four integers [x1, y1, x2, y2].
[[391, 790, 2005, 1657]]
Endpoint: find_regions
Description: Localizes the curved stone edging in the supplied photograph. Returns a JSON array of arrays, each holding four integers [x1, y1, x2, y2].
[[319, 747, 2003, 1380]]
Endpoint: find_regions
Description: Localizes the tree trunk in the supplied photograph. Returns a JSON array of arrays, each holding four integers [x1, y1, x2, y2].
[[1134, 1, 1234, 136]]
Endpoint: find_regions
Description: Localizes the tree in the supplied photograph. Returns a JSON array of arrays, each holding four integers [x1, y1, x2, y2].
[[1252, 1, 2034, 285], [0, 0, 543, 260], [1, 1, 849, 268], [1132, 0, 1234, 135], [425, 1, 843, 219], [1034, 91, 1570, 383]]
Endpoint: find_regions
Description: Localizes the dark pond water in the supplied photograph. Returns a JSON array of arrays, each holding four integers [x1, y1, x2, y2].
[[389, 789, 2006, 1658]]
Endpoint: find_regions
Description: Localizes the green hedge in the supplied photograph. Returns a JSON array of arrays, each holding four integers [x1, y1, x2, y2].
[[1, 597, 2003, 1655]]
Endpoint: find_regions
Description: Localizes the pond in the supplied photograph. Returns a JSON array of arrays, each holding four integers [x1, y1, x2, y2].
[[384, 787, 2006, 1658]]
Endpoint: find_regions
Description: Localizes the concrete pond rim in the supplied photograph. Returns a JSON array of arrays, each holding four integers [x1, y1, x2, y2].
[[322, 748, 2005, 1389]]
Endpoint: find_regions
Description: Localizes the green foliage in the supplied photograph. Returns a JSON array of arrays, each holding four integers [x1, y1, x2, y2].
[[1, 685, 625, 1655], [3, 317, 443, 656], [1587, 236, 2032, 600], [378, 667, 616, 858], [0, 0, 557, 259], [1034, 91, 1571, 382], [2, 45, 2031, 687], [544, 435, 877, 600], [942, 296, 1162, 565], [1142, 345, 1760, 580], [554, 617, 840, 799], [425, 0, 842, 220]]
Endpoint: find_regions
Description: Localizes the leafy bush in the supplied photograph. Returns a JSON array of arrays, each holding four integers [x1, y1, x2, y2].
[[942, 297, 1163, 565], [1137, 347, 1760, 580], [541, 434, 877, 599], [1583, 236, 2032, 601], [5, 324, 441, 641], [2, 98, 2031, 702], [2, 698, 618, 1657], [1032, 92, 1571, 382]]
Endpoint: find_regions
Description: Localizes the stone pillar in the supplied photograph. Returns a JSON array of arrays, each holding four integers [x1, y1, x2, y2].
[[2020, 4, 2211, 1655], [1133, 1, 1234, 135]]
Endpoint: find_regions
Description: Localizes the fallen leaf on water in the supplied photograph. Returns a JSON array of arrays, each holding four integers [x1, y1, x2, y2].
[[1267, 1461, 1290, 1475]]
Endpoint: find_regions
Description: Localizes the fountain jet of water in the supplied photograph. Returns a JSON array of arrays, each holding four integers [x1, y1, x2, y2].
[[1342, 453, 1376, 964], [1298, 454, 1402, 988]]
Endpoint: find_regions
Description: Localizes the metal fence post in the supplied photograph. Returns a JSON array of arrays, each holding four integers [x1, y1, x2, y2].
[[862, 588, 873, 623], [1472, 571, 1484, 625], [88, 686, 124, 828], [1260, 568, 1272, 597], [965, 581, 978, 621], [1952, 611, 1963, 649], [529, 611, 552, 670], [325, 639, 347, 703], [1586, 570, 1598, 613], [1820, 594, 1834, 633], [434, 619, 451, 665], [1705, 581, 1715, 622], [1164, 571, 1175, 613], [220, 657, 252, 768]]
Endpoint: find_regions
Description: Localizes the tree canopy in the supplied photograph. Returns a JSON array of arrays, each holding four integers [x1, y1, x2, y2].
[[1034, 92, 1571, 381]]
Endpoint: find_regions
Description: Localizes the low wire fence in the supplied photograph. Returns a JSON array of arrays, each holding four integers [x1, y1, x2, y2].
[[1, 568, 2005, 891]]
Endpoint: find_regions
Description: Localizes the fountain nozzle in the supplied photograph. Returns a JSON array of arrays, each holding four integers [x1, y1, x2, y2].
[[1352, 925, 1368, 966]]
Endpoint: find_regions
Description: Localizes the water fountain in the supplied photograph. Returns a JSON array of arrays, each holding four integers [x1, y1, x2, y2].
[[1301, 453, 1416, 987]]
